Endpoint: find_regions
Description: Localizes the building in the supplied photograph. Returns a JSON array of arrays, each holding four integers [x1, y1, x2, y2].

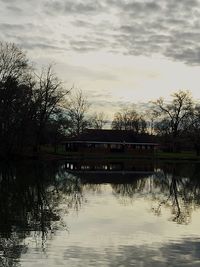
[[64, 129, 158, 156]]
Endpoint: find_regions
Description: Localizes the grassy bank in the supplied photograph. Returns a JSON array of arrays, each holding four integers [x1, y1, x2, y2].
[[3, 145, 200, 161], [155, 151, 200, 161], [40, 145, 200, 161], [45, 150, 200, 161]]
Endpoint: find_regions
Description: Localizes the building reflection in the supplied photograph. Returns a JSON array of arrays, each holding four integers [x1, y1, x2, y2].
[[65, 159, 155, 172], [65, 159, 200, 224], [64, 159, 155, 183], [1, 160, 200, 265]]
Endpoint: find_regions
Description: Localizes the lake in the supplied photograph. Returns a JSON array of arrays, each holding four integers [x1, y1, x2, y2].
[[1, 159, 200, 266]]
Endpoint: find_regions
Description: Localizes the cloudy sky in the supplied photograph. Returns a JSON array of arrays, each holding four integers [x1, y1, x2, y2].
[[1, 0, 200, 116]]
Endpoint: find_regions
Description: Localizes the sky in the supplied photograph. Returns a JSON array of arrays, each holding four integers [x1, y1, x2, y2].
[[1, 0, 200, 117]]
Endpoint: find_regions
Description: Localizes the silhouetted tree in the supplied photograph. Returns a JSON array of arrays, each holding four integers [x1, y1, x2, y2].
[[89, 112, 108, 129], [111, 108, 147, 133], [152, 90, 194, 152], [65, 90, 90, 136], [45, 108, 70, 153], [187, 105, 200, 155], [0, 42, 29, 82], [33, 65, 70, 151], [0, 42, 34, 157], [0, 42, 72, 157]]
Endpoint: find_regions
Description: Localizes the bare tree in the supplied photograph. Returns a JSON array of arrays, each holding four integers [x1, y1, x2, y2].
[[0, 42, 74, 157], [0, 42, 29, 82], [111, 107, 147, 133], [187, 105, 200, 155], [33, 65, 70, 151], [65, 89, 90, 136], [0, 42, 33, 156], [89, 112, 108, 129], [152, 90, 194, 152], [152, 90, 194, 139], [46, 108, 70, 153]]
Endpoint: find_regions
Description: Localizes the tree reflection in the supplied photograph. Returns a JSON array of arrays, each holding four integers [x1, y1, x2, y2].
[[111, 162, 200, 224], [152, 174, 192, 224], [1, 160, 200, 265], [0, 233, 27, 267], [55, 171, 85, 212], [0, 161, 84, 266], [151, 163, 200, 224], [0, 162, 61, 235]]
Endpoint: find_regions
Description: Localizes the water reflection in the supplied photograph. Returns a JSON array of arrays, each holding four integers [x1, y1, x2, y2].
[[62, 238, 200, 267], [0, 163, 43, 265], [152, 163, 200, 224], [0, 160, 200, 266], [0, 161, 75, 266], [65, 159, 154, 172], [66, 159, 200, 224], [109, 162, 200, 224]]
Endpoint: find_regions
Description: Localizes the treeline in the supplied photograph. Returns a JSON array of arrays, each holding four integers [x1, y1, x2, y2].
[[150, 91, 200, 154], [0, 42, 108, 158], [1, 42, 200, 158], [111, 91, 200, 154], [0, 42, 67, 157]]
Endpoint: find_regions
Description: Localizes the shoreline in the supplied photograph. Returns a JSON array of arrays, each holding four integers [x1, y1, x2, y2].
[[1, 151, 200, 162]]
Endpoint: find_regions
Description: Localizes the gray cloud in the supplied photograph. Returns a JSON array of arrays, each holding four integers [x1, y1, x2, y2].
[[113, 0, 200, 64], [21, 42, 66, 52], [118, 1, 162, 15], [0, 23, 26, 31], [0, 0, 17, 3], [6, 5, 23, 13], [69, 38, 109, 52], [1, 0, 200, 65], [44, 0, 105, 16]]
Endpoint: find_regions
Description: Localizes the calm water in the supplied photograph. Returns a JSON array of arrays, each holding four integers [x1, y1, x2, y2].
[[1, 159, 200, 266]]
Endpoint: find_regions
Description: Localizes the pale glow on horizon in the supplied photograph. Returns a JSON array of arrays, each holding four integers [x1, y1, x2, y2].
[[31, 50, 200, 117]]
